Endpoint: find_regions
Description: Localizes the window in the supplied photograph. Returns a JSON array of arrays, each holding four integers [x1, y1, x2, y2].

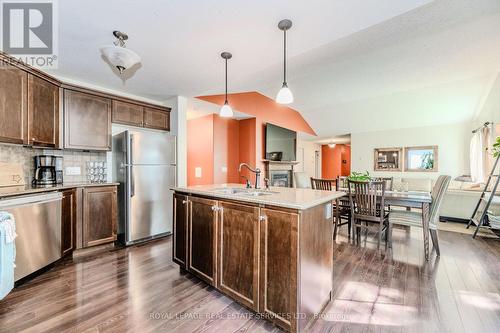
[[404, 146, 438, 172]]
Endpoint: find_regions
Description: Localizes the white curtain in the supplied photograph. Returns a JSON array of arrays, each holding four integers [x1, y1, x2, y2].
[[482, 126, 492, 177], [470, 131, 484, 183]]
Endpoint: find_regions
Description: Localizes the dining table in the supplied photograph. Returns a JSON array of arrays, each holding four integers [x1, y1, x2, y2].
[[339, 189, 433, 260]]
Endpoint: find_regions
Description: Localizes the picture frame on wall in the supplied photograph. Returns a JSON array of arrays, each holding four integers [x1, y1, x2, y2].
[[373, 148, 402, 172], [404, 146, 438, 172]]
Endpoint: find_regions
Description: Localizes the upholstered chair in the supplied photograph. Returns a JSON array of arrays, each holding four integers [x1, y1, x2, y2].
[[388, 175, 451, 255]]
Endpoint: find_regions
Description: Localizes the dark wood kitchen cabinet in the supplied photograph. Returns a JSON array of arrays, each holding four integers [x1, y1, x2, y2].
[[27, 74, 59, 147], [218, 201, 260, 310], [82, 186, 117, 247], [64, 89, 112, 151], [0, 66, 28, 144], [172, 193, 188, 268], [188, 196, 218, 286], [112, 100, 144, 126], [259, 208, 299, 331], [143, 107, 170, 131], [61, 189, 76, 257]]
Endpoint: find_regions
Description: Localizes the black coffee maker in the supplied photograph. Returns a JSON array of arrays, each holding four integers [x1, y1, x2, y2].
[[33, 155, 57, 186]]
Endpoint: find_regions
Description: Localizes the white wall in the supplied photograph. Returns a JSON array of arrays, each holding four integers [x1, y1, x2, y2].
[[351, 122, 470, 179], [166, 96, 188, 186], [296, 140, 322, 178]]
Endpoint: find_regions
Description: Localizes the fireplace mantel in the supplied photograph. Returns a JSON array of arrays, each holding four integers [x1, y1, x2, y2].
[[262, 160, 300, 166], [262, 160, 299, 188]]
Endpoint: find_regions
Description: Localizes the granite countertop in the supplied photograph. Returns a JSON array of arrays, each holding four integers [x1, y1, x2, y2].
[[0, 182, 120, 199], [172, 183, 346, 210]]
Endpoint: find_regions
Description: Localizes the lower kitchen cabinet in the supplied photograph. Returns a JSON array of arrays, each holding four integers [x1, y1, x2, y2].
[[61, 189, 76, 256], [172, 193, 188, 268], [259, 208, 299, 331], [218, 201, 260, 310], [188, 196, 217, 286], [82, 186, 117, 247]]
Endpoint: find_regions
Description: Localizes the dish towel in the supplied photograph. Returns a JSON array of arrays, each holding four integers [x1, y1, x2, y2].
[[0, 211, 16, 300]]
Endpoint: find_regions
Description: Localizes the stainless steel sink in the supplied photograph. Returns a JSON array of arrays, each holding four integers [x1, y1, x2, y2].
[[212, 188, 249, 195], [212, 188, 278, 197]]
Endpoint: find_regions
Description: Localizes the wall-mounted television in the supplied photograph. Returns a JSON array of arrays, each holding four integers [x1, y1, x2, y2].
[[265, 123, 297, 161]]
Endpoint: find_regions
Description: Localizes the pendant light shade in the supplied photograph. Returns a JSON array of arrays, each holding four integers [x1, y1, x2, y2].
[[219, 51, 233, 118], [276, 19, 293, 105], [100, 31, 141, 75], [276, 83, 294, 104], [220, 101, 233, 118]]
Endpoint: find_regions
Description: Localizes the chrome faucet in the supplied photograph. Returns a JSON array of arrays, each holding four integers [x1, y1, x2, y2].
[[238, 163, 261, 189]]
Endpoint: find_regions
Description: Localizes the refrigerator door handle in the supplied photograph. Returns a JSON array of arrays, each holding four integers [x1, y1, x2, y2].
[[130, 134, 135, 197]]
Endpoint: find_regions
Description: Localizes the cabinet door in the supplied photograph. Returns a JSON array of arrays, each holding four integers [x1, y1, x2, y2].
[[188, 196, 217, 286], [112, 100, 144, 126], [173, 193, 188, 268], [0, 67, 27, 144], [143, 107, 170, 131], [83, 186, 117, 247], [218, 201, 260, 310], [28, 74, 59, 147], [260, 208, 299, 332], [64, 90, 111, 150], [61, 189, 76, 256]]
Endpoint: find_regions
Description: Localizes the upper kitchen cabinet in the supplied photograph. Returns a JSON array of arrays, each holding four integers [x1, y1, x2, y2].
[[0, 66, 28, 145], [64, 89, 112, 151], [112, 100, 144, 127], [27, 74, 59, 147], [143, 107, 170, 131]]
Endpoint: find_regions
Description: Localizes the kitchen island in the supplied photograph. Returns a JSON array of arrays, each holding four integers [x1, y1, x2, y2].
[[171, 184, 345, 333]]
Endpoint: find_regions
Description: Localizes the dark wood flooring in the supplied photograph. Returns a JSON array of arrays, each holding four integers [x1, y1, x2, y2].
[[1, 226, 500, 333]]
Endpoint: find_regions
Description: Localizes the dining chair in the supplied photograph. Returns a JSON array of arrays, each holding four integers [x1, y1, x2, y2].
[[373, 177, 394, 191], [348, 180, 388, 249], [388, 175, 451, 255], [310, 177, 345, 239], [310, 177, 336, 190], [294, 172, 311, 188], [336, 176, 352, 237]]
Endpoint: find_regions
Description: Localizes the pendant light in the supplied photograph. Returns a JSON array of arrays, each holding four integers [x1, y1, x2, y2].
[[276, 19, 293, 104], [100, 31, 141, 75], [219, 52, 234, 117]]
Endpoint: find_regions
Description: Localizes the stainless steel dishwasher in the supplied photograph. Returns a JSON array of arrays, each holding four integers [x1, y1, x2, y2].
[[0, 192, 62, 281]]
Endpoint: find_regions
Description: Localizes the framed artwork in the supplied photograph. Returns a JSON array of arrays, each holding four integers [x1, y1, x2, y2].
[[374, 148, 402, 172], [404, 146, 438, 172]]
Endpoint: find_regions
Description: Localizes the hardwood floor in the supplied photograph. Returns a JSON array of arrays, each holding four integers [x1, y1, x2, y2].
[[1, 226, 499, 333]]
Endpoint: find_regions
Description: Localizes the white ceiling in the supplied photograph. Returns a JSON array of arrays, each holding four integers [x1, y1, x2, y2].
[[47, 0, 500, 139]]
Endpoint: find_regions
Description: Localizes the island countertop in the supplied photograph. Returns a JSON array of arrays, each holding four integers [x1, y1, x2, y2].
[[172, 183, 345, 210]]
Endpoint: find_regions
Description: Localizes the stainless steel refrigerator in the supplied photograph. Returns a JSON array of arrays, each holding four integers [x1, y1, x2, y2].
[[113, 130, 176, 245]]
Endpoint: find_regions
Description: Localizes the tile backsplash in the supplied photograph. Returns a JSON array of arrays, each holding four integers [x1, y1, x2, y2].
[[0, 143, 106, 184]]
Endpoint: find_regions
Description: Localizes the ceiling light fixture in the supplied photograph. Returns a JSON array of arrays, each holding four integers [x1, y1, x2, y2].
[[328, 143, 336, 148], [276, 19, 293, 104], [219, 52, 233, 118], [100, 31, 141, 75]]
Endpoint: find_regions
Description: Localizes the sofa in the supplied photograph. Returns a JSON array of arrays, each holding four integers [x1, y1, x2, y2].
[[391, 177, 499, 222]]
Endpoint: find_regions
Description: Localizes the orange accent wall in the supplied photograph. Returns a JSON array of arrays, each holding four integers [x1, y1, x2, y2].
[[322, 144, 351, 179], [196, 92, 317, 185], [238, 118, 257, 183], [196, 92, 316, 136], [213, 116, 240, 184], [187, 114, 214, 185], [187, 114, 255, 186]]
